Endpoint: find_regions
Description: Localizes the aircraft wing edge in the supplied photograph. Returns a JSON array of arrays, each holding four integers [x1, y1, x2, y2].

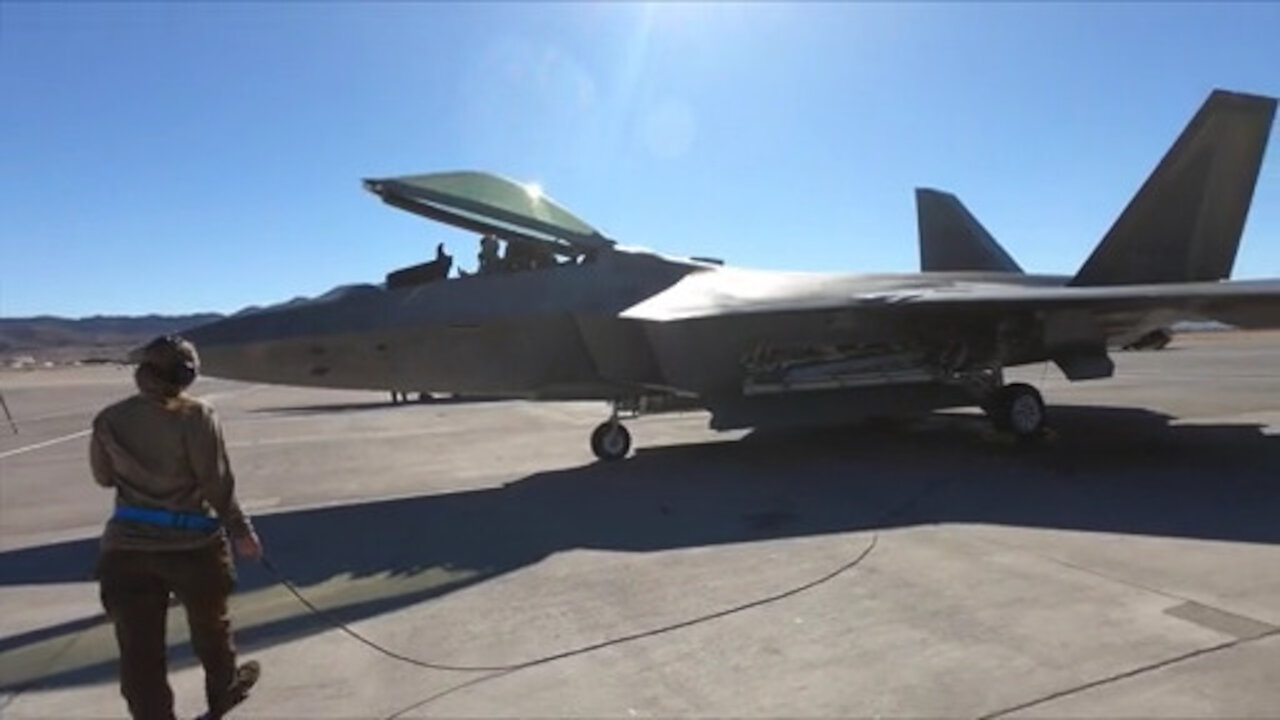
[[620, 275, 1280, 331]]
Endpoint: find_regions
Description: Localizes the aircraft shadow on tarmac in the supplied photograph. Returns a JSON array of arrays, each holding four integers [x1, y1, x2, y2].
[[2, 405, 1278, 693]]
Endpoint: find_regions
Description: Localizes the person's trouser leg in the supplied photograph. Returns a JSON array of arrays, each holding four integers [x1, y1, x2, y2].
[[168, 543, 237, 716], [99, 551, 176, 720]]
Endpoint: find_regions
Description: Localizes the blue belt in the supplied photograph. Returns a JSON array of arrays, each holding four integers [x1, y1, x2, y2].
[[111, 506, 220, 533]]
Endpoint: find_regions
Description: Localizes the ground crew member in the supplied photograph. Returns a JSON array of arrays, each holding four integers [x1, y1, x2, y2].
[[91, 335, 262, 720]]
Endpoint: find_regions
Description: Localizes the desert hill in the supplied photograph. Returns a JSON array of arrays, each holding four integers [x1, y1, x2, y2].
[[0, 314, 223, 365]]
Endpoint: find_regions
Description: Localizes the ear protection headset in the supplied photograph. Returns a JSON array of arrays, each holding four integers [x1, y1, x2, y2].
[[143, 334, 198, 387]]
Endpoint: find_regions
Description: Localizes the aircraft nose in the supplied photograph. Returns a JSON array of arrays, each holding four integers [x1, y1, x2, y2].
[[181, 312, 273, 382]]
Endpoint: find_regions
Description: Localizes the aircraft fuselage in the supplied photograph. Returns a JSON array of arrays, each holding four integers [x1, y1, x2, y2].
[[186, 247, 1079, 409]]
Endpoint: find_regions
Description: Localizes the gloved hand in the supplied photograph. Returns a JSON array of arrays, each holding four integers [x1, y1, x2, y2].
[[233, 529, 264, 561]]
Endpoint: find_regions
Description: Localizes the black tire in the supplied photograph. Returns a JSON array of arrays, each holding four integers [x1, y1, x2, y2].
[[590, 422, 632, 460], [991, 383, 1047, 439]]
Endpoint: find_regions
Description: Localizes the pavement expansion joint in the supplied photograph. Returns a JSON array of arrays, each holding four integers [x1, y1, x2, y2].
[[977, 627, 1280, 719], [973, 534, 1203, 606]]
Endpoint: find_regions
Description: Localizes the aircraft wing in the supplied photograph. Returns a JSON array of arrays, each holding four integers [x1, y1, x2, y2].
[[619, 268, 1280, 336]]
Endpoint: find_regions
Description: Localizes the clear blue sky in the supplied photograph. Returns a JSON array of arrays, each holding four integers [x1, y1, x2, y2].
[[3, 2, 1279, 318]]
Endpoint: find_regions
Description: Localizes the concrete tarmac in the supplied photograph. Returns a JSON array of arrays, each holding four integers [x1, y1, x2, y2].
[[1, 332, 1278, 718]]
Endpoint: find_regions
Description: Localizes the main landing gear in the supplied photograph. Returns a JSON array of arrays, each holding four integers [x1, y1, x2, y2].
[[584, 378, 1047, 458], [953, 357, 1048, 441], [983, 382, 1047, 440]]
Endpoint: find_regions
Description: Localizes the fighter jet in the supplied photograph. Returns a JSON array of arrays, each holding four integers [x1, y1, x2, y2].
[[186, 88, 1280, 460]]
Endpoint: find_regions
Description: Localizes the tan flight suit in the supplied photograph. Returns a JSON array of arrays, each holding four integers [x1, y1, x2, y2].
[[92, 372, 254, 720]]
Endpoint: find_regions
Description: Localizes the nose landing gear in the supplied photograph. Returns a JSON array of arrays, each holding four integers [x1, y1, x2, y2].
[[590, 419, 632, 461], [590, 400, 634, 461]]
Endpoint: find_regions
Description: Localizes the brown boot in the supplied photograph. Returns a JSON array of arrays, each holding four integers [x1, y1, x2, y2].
[[194, 661, 259, 720]]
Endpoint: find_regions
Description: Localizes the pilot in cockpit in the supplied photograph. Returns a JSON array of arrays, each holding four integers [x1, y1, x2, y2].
[[502, 240, 532, 272], [464, 235, 562, 275], [527, 241, 556, 270], [477, 235, 500, 274]]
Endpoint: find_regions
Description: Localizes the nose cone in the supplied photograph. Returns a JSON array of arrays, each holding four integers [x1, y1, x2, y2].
[[179, 284, 392, 388]]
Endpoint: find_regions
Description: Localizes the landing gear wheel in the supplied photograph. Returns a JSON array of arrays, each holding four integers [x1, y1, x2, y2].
[[988, 382, 1047, 440], [590, 421, 632, 461]]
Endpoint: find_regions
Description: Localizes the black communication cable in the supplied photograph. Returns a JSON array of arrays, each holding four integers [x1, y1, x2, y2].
[[260, 473, 958, 717], [2, 474, 945, 715], [260, 535, 877, 675], [260, 536, 878, 719], [376, 471, 970, 717]]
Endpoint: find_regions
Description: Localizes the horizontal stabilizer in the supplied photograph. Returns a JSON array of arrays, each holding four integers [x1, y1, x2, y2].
[[1070, 89, 1277, 287], [916, 189, 1023, 273]]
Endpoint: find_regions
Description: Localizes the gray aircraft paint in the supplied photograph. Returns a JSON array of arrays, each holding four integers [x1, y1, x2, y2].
[[916, 189, 1024, 274], [185, 89, 1280, 436]]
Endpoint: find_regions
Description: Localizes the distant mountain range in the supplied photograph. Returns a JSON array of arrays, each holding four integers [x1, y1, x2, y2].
[[0, 314, 224, 365]]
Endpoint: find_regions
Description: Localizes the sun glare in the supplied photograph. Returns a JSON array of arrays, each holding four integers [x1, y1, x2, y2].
[[524, 182, 545, 202]]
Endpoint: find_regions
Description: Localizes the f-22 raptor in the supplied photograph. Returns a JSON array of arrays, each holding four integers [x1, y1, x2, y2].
[[187, 89, 1280, 460]]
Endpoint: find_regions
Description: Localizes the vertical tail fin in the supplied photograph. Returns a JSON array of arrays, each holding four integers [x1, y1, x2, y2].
[[1069, 89, 1276, 287], [916, 188, 1023, 273]]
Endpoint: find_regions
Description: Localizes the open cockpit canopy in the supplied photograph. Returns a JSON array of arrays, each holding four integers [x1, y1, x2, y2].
[[363, 171, 614, 256]]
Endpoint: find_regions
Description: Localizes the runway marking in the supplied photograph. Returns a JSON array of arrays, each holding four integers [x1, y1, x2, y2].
[[0, 429, 91, 460], [0, 386, 257, 461], [9, 408, 91, 424]]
